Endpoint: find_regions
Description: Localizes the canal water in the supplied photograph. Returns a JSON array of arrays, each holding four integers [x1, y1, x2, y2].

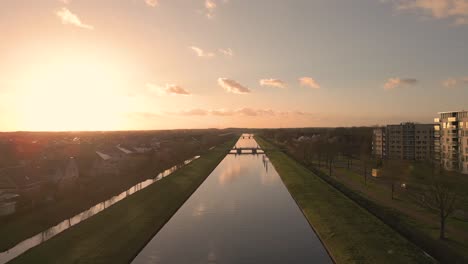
[[132, 135, 331, 264]]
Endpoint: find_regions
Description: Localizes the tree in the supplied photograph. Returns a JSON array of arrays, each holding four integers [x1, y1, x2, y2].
[[325, 138, 339, 177], [411, 164, 459, 240], [359, 143, 371, 186], [296, 140, 311, 164], [382, 160, 411, 200], [341, 142, 355, 169], [312, 140, 325, 168]]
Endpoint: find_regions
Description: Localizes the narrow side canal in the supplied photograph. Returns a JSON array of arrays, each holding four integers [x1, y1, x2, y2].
[[132, 135, 332, 264]]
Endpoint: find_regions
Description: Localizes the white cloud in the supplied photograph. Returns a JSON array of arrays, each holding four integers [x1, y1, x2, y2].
[[210, 109, 235, 116], [219, 48, 234, 57], [259, 78, 287, 88], [190, 46, 215, 58], [443, 78, 458, 88], [299, 77, 320, 89], [205, 0, 217, 18], [56, 7, 94, 30], [218, 78, 251, 94], [172, 107, 311, 117], [442, 77, 468, 87], [455, 17, 468, 24], [146, 83, 191, 95], [384, 77, 418, 90], [386, 0, 468, 25], [145, 0, 158, 7], [179, 109, 209, 116]]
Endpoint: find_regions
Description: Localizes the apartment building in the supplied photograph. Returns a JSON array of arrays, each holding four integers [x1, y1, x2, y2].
[[372, 123, 434, 161], [372, 127, 386, 159], [435, 111, 468, 174]]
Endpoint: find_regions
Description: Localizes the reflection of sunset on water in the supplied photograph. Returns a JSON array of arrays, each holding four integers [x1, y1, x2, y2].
[[218, 159, 242, 185]]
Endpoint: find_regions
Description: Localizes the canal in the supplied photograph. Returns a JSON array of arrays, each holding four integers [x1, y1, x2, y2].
[[132, 135, 332, 264]]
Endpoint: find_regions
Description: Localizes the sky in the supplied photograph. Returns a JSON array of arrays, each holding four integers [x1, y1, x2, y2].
[[0, 0, 467, 131]]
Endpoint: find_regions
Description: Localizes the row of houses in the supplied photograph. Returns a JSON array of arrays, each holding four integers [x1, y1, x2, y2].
[[0, 158, 79, 216], [372, 110, 468, 175], [0, 143, 155, 216], [91, 144, 153, 177]]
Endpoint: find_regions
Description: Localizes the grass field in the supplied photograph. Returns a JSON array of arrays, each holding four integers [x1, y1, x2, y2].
[[256, 136, 435, 264], [8, 137, 236, 264], [315, 158, 468, 261]]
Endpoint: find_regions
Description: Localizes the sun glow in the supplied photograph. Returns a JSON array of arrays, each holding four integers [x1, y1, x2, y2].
[[12, 53, 132, 131]]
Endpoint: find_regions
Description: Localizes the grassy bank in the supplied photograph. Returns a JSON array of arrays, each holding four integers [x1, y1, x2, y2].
[[0, 163, 175, 252], [8, 137, 236, 264], [256, 136, 434, 264], [312, 161, 468, 263], [0, 147, 208, 251]]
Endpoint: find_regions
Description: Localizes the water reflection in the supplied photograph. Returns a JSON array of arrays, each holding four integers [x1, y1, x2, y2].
[[132, 135, 331, 264], [0, 156, 200, 264], [218, 160, 241, 185]]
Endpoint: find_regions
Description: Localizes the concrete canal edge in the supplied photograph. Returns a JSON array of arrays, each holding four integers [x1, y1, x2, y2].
[[255, 136, 435, 264], [8, 136, 238, 264]]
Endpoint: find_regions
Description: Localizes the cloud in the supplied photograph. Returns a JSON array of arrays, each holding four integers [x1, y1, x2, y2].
[[179, 109, 209, 116], [145, 0, 158, 7], [299, 77, 320, 89], [218, 78, 251, 94], [210, 109, 235, 116], [166, 84, 191, 95], [455, 17, 468, 24], [259, 78, 287, 88], [219, 48, 234, 57], [190, 46, 215, 58], [56, 7, 94, 30], [59, 0, 71, 4], [386, 0, 468, 25], [443, 78, 458, 88], [442, 77, 468, 87], [384, 77, 418, 90], [205, 0, 217, 18], [172, 107, 311, 117], [146, 83, 191, 95]]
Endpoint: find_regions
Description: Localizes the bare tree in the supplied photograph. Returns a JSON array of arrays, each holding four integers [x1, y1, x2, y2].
[[340, 142, 351, 169], [382, 160, 411, 200], [359, 143, 372, 186], [411, 165, 458, 240], [325, 139, 339, 177], [313, 140, 325, 168]]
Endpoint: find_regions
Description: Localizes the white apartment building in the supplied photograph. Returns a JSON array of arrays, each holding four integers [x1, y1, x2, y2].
[[435, 110, 468, 174]]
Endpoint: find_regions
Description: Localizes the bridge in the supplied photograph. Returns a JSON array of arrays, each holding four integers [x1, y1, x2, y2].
[[229, 146, 263, 155]]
